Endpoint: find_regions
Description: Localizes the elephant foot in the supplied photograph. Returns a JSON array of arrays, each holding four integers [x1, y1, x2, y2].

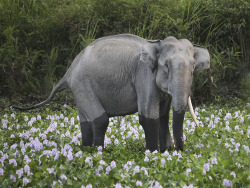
[[174, 139, 184, 151], [160, 138, 174, 153]]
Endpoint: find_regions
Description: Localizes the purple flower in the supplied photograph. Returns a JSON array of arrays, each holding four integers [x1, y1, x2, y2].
[[24, 164, 31, 176], [16, 168, 24, 178], [10, 175, 16, 182], [186, 168, 191, 176], [47, 168, 55, 174], [106, 166, 111, 174], [23, 155, 31, 164], [60, 174, 67, 180], [0, 168, 4, 175], [212, 157, 218, 164], [85, 157, 93, 167], [23, 177, 29, 186], [223, 179, 232, 187], [144, 156, 149, 162], [136, 180, 143, 186], [110, 161, 116, 169], [230, 171, 236, 178], [22, 132, 30, 139], [115, 183, 123, 188], [67, 151, 73, 161], [133, 165, 140, 174], [203, 163, 210, 174], [24, 115, 29, 121], [70, 117, 75, 125], [75, 151, 82, 158], [224, 113, 232, 120], [9, 159, 17, 166], [10, 143, 18, 150], [161, 158, 166, 166]]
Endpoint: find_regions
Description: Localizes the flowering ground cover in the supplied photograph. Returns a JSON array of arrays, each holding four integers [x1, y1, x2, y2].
[[0, 103, 249, 187]]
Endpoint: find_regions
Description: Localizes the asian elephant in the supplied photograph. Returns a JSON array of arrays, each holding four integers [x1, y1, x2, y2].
[[13, 34, 210, 152]]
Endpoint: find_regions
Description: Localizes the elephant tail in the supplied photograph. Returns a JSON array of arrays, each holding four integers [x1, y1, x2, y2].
[[12, 78, 68, 111]]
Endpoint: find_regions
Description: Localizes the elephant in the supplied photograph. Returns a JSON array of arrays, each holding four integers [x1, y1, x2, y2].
[[13, 34, 210, 152]]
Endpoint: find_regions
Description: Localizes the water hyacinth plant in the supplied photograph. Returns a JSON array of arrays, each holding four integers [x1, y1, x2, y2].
[[0, 103, 249, 187]]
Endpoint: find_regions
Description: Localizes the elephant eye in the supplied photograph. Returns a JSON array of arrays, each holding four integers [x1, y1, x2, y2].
[[165, 61, 169, 68], [165, 63, 168, 68]]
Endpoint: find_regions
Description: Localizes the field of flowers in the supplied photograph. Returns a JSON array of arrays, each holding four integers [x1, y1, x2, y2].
[[0, 102, 249, 187]]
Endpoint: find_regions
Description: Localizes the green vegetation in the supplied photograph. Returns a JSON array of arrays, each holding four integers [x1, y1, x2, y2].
[[1, 103, 249, 187], [0, 0, 249, 104]]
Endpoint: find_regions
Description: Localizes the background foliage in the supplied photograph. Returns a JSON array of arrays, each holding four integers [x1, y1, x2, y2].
[[0, 0, 249, 105]]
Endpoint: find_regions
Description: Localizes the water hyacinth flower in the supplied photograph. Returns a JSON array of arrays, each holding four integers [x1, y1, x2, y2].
[[24, 164, 31, 176], [243, 145, 250, 154], [60, 174, 67, 180], [133, 165, 140, 175], [211, 157, 218, 165], [136, 180, 143, 187], [223, 179, 232, 187], [115, 183, 123, 188], [47, 167, 55, 175], [203, 163, 210, 174], [185, 168, 191, 176], [183, 184, 193, 188], [16, 168, 24, 178], [224, 113, 232, 120], [23, 177, 29, 186], [106, 166, 111, 174], [24, 115, 29, 121], [10, 175, 16, 182], [85, 157, 93, 167], [230, 171, 236, 178], [70, 117, 75, 125], [161, 158, 166, 167], [9, 159, 17, 166], [110, 161, 116, 168], [0, 168, 3, 175], [225, 124, 231, 132], [75, 151, 82, 158]]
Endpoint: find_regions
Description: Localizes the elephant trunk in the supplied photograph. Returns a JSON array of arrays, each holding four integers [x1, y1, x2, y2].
[[171, 91, 188, 151], [172, 109, 185, 151], [172, 95, 199, 151]]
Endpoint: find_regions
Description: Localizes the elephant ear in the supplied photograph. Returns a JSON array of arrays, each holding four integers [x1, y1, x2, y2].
[[140, 40, 160, 72], [194, 45, 210, 73]]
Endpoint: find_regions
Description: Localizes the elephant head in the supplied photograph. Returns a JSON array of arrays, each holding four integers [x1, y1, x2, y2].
[[140, 36, 210, 150]]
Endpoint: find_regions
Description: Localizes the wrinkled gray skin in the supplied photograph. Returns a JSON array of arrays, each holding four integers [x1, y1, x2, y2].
[[13, 34, 210, 152]]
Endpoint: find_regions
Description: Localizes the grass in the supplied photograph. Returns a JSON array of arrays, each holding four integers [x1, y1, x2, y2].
[[0, 102, 249, 187]]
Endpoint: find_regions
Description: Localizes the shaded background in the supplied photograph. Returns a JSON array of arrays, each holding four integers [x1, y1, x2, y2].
[[0, 0, 249, 107]]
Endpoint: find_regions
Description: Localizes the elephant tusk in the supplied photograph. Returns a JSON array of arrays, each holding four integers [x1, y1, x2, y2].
[[188, 96, 199, 127]]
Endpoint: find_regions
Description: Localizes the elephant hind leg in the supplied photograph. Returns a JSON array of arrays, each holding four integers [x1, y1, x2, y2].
[[73, 84, 109, 147], [80, 121, 93, 146], [79, 114, 109, 147], [93, 113, 109, 146]]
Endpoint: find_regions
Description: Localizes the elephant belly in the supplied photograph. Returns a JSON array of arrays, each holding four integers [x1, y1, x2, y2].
[[95, 83, 138, 117]]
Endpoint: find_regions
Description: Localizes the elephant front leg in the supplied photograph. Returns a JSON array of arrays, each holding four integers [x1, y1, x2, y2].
[[139, 116, 159, 152], [159, 99, 173, 152], [159, 115, 174, 152], [173, 110, 185, 151]]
